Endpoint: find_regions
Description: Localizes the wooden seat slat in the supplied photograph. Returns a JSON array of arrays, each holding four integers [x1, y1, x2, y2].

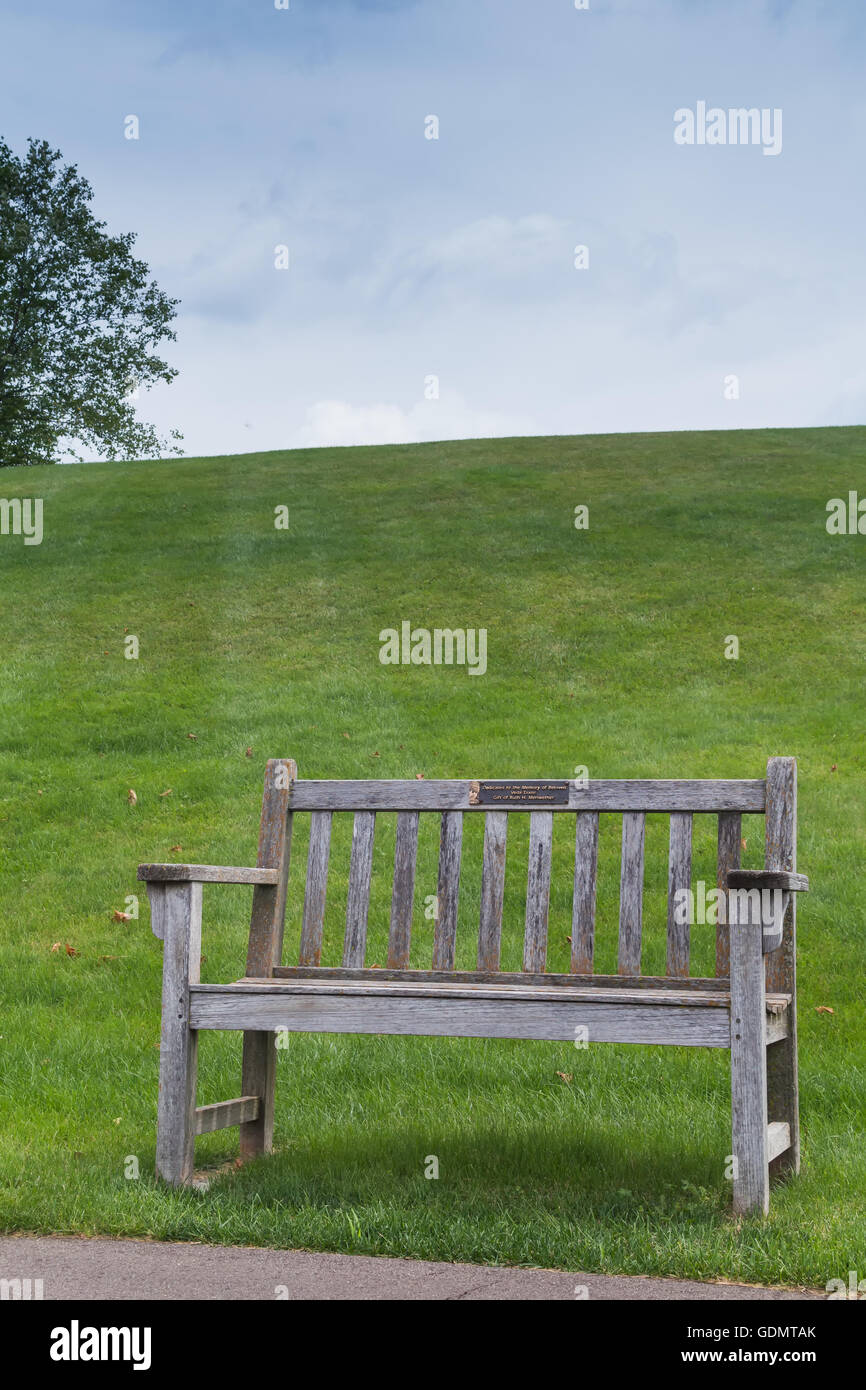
[[343, 810, 376, 968], [388, 811, 419, 969], [618, 811, 645, 975], [477, 811, 507, 971], [433, 810, 462, 970], [299, 810, 332, 967], [571, 811, 599, 974], [523, 811, 553, 972], [666, 811, 693, 978], [716, 811, 741, 978]]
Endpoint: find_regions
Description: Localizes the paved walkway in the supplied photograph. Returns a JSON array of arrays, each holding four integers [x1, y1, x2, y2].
[[0, 1234, 823, 1300]]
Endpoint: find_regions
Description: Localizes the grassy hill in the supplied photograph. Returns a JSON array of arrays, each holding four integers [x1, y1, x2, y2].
[[0, 426, 863, 1285]]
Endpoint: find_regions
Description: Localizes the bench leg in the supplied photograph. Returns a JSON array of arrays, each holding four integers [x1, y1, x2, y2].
[[729, 915, 770, 1215], [239, 1030, 277, 1161], [154, 882, 202, 1186]]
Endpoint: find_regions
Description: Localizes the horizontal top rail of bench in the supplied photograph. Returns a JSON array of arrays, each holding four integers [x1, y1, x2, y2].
[[286, 778, 767, 813]]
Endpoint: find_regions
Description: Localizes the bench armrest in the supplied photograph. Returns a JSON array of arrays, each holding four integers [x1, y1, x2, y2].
[[138, 864, 280, 885], [726, 870, 809, 893], [726, 869, 808, 955]]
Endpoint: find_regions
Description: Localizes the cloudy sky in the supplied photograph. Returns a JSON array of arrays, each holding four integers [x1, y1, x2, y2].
[[2, 0, 865, 455]]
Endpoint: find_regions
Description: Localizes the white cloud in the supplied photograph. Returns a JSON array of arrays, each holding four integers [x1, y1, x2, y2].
[[292, 393, 536, 449]]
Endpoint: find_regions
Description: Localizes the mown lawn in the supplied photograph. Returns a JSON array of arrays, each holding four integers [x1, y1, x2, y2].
[[0, 425, 863, 1287]]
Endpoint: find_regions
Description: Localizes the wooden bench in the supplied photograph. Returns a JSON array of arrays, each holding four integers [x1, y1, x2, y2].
[[140, 757, 808, 1214]]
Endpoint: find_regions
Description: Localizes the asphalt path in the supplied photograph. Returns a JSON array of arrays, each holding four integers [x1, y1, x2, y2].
[[0, 1234, 824, 1301]]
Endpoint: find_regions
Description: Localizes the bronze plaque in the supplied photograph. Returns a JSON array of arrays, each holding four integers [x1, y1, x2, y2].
[[472, 780, 570, 806]]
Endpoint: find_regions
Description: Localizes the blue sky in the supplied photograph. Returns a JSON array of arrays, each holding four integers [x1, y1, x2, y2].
[[2, 0, 865, 454]]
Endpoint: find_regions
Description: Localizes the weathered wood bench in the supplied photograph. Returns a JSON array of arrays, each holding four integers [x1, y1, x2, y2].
[[141, 757, 808, 1214]]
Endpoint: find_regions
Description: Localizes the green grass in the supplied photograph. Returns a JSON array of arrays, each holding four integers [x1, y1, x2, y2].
[[0, 425, 864, 1287]]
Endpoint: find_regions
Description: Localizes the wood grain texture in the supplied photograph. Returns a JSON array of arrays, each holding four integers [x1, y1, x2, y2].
[[388, 811, 419, 969], [433, 811, 463, 970], [244, 758, 297, 977], [618, 812, 645, 976], [299, 811, 332, 967], [194, 1096, 260, 1135], [716, 811, 741, 979], [147, 882, 167, 941], [287, 779, 766, 813], [342, 811, 376, 968], [571, 812, 599, 975], [523, 811, 553, 972], [763, 756, 800, 1178], [190, 986, 732, 1048], [155, 881, 202, 1185], [666, 812, 693, 978], [767, 1120, 791, 1163], [478, 811, 507, 971], [730, 889, 770, 1215], [241, 757, 296, 1161], [217, 978, 736, 1006], [139, 864, 279, 884], [765, 1009, 790, 1045], [272, 964, 740, 992], [727, 870, 808, 893]]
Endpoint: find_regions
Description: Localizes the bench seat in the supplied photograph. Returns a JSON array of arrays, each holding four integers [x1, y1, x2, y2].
[[186, 973, 791, 1049]]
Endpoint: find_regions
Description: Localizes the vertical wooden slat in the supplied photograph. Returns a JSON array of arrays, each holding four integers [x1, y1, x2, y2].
[[343, 811, 376, 967], [299, 811, 332, 966], [245, 757, 296, 977], [666, 812, 692, 978], [618, 811, 645, 976], [571, 811, 598, 974], [477, 811, 508, 971], [716, 811, 741, 978], [388, 811, 419, 969], [523, 811, 553, 973], [763, 756, 799, 1178], [433, 811, 462, 970], [241, 756, 296, 1162]]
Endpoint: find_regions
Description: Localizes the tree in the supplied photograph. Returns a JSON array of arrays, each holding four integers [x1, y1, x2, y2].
[[0, 137, 181, 466]]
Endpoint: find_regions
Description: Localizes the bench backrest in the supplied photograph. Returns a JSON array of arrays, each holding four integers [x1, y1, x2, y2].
[[246, 759, 797, 985]]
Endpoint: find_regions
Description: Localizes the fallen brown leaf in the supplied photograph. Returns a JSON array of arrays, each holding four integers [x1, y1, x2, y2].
[[127, 788, 138, 805], [187, 733, 197, 741], [169, 844, 182, 853], [159, 788, 172, 798], [50, 942, 61, 953], [815, 1005, 835, 1015], [245, 747, 253, 757], [112, 910, 133, 923], [65, 943, 79, 957], [555, 1071, 573, 1084]]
